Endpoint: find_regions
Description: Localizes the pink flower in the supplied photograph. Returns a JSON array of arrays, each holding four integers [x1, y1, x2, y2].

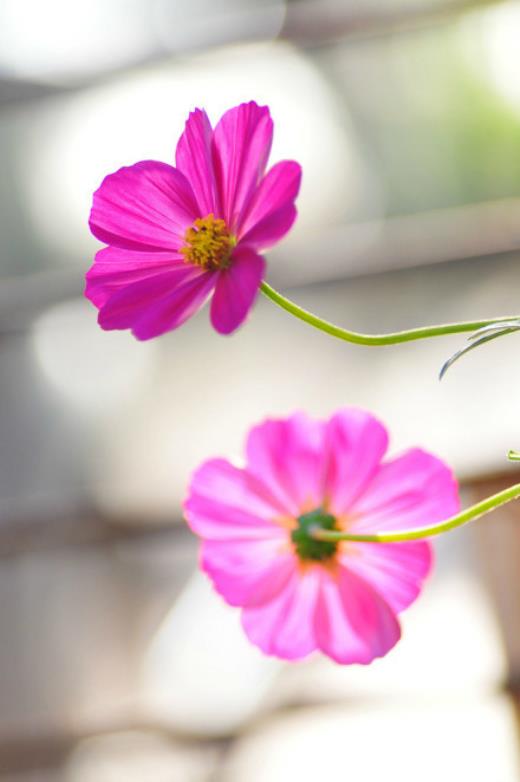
[[184, 409, 459, 664], [85, 101, 301, 339]]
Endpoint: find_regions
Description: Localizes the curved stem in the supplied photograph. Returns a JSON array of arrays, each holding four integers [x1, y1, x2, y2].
[[260, 281, 519, 346], [311, 482, 520, 543]]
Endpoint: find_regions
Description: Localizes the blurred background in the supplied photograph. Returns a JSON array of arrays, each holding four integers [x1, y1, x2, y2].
[[2, 0, 520, 778]]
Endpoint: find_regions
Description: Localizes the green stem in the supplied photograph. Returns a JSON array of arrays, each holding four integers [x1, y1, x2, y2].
[[311, 482, 520, 543], [260, 281, 519, 346]]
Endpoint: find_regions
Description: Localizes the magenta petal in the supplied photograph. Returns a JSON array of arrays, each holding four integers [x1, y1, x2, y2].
[[324, 409, 389, 516], [97, 267, 215, 339], [89, 160, 198, 251], [245, 413, 326, 517], [131, 272, 216, 339], [210, 246, 265, 335], [239, 203, 297, 251], [184, 458, 289, 540], [201, 538, 294, 607], [241, 568, 321, 660], [342, 541, 433, 614], [315, 567, 401, 664], [239, 160, 302, 248], [350, 448, 460, 533], [175, 108, 217, 216], [85, 246, 184, 308], [212, 101, 273, 231]]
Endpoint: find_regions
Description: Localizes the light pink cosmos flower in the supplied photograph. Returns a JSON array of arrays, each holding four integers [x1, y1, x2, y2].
[[184, 409, 459, 664], [85, 101, 301, 339]]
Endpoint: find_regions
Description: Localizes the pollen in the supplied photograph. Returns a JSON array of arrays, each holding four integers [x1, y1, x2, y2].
[[180, 214, 235, 270]]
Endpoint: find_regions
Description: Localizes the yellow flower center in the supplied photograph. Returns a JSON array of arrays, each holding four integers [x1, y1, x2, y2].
[[180, 214, 235, 270]]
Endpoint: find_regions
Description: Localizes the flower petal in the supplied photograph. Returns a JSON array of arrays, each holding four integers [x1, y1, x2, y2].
[[315, 566, 401, 664], [89, 160, 198, 251], [245, 412, 325, 517], [241, 568, 321, 660], [201, 537, 294, 607], [97, 267, 215, 339], [212, 101, 273, 231], [239, 203, 297, 251], [341, 541, 433, 614], [184, 458, 288, 540], [85, 246, 184, 308], [210, 246, 265, 335], [175, 108, 217, 216], [350, 448, 460, 533], [238, 160, 302, 248], [324, 409, 389, 516]]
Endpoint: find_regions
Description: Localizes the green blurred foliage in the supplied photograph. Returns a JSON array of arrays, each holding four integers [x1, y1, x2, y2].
[[329, 12, 520, 216]]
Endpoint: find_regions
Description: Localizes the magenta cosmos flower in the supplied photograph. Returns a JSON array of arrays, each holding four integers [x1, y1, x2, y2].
[[184, 409, 459, 664], [85, 101, 301, 339]]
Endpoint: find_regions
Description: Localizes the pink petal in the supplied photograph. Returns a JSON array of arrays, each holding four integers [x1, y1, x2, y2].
[[210, 246, 265, 335], [350, 448, 460, 533], [324, 409, 389, 516], [89, 160, 198, 251], [238, 160, 302, 248], [85, 246, 185, 308], [245, 413, 326, 517], [239, 203, 297, 251], [341, 541, 433, 614], [315, 566, 401, 664], [201, 537, 294, 607], [212, 101, 273, 231], [98, 267, 216, 339], [175, 108, 218, 217], [184, 458, 289, 540], [241, 568, 321, 660]]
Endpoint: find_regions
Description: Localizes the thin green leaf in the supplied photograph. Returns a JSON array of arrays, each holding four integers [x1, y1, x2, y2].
[[467, 319, 520, 341], [439, 326, 519, 379]]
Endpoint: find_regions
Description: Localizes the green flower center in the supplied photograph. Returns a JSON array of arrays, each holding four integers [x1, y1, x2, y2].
[[291, 508, 338, 562]]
